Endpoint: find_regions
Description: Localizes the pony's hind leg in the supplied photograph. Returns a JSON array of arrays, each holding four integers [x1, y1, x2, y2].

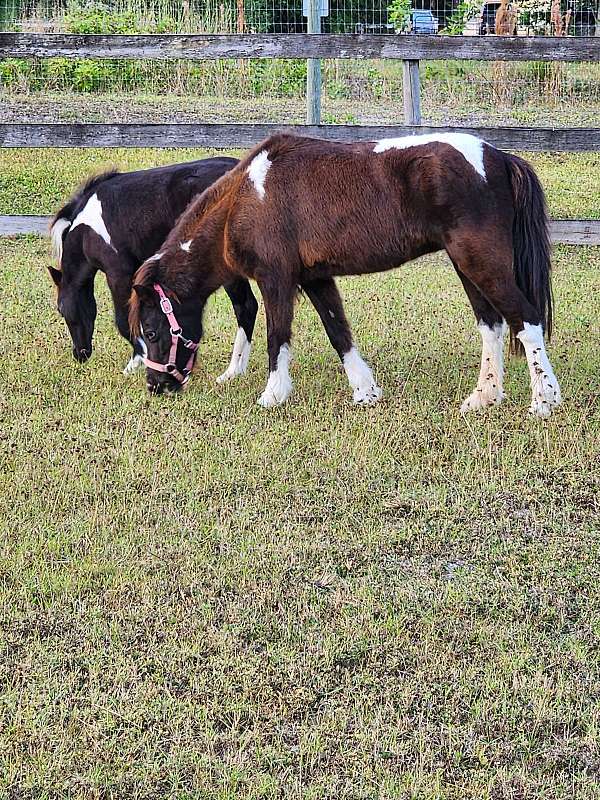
[[302, 277, 382, 405], [256, 275, 295, 408], [454, 269, 507, 413], [450, 241, 560, 418], [217, 278, 259, 383]]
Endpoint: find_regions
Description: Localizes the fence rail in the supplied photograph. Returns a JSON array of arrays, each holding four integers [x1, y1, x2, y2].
[[2, 123, 599, 151], [2, 216, 598, 244], [1, 33, 600, 62]]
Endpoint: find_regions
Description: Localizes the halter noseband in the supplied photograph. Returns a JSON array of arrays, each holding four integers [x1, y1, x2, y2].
[[143, 283, 199, 385]]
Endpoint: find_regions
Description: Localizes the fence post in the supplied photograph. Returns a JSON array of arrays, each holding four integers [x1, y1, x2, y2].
[[306, 0, 322, 125], [402, 59, 421, 125]]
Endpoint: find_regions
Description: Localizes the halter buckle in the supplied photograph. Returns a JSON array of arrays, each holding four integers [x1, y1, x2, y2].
[[160, 296, 174, 315], [170, 326, 182, 336]]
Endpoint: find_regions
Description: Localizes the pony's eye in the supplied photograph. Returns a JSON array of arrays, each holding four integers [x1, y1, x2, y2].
[[146, 330, 157, 342]]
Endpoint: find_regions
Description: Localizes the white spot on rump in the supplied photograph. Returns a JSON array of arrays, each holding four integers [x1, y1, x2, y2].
[[180, 240, 192, 252], [517, 322, 561, 418], [343, 346, 382, 406], [71, 193, 116, 252], [258, 344, 292, 407], [50, 218, 71, 267], [217, 327, 251, 383], [374, 133, 487, 180], [247, 150, 272, 200], [461, 321, 507, 413]]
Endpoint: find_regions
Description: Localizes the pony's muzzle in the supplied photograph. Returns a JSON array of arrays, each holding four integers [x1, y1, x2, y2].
[[73, 346, 92, 364]]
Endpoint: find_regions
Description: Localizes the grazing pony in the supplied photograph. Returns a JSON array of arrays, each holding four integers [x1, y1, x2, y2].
[[129, 133, 561, 417], [49, 158, 258, 381]]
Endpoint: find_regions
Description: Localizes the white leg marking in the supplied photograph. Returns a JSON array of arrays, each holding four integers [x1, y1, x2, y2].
[[180, 240, 192, 252], [517, 323, 561, 418], [123, 354, 145, 376], [50, 218, 71, 266], [217, 327, 252, 383], [70, 193, 116, 252], [343, 346, 382, 406], [247, 150, 272, 200], [374, 133, 487, 180], [123, 338, 147, 376], [461, 321, 507, 413], [258, 344, 292, 407]]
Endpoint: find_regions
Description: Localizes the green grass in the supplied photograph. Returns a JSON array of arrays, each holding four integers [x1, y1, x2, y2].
[[1, 155, 600, 798], [1, 148, 599, 220]]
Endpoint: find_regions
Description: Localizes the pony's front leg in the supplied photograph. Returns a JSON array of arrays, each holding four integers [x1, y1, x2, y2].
[[217, 278, 259, 383], [256, 278, 295, 408], [107, 269, 146, 375], [302, 277, 382, 405]]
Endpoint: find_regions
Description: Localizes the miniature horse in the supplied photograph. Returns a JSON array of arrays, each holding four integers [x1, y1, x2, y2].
[[49, 158, 258, 381], [129, 133, 561, 417]]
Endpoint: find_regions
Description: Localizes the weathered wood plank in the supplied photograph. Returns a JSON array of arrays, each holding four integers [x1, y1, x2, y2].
[[0, 215, 50, 235], [550, 219, 600, 245], [1, 216, 598, 245], [0, 33, 599, 62], [402, 60, 421, 125], [1, 123, 599, 152]]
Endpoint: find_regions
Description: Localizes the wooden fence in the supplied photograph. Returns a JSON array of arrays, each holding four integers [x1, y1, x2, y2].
[[0, 33, 599, 241]]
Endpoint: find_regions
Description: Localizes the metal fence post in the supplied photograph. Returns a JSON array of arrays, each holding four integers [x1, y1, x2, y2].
[[402, 59, 422, 125], [306, 0, 322, 125]]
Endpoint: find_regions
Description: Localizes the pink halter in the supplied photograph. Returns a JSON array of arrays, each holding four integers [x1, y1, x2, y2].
[[143, 283, 199, 385]]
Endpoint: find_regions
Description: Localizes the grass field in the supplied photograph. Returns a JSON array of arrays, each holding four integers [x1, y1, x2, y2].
[[1, 152, 600, 798]]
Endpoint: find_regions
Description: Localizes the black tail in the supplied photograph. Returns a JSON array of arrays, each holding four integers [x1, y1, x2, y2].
[[505, 153, 553, 354]]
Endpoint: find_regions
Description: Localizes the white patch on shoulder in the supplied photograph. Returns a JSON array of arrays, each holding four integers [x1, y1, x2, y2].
[[374, 133, 487, 180], [71, 193, 117, 251], [343, 346, 382, 406], [461, 321, 507, 413], [123, 353, 145, 376], [258, 344, 292, 407], [180, 240, 192, 252], [517, 322, 561, 418], [247, 150, 272, 200], [50, 217, 71, 267], [217, 327, 251, 383], [146, 252, 163, 263]]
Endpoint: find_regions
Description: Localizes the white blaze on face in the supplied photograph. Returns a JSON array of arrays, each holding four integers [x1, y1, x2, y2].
[[70, 193, 116, 251], [123, 354, 145, 376], [343, 346, 383, 406], [517, 322, 561, 418], [258, 343, 292, 407], [247, 150, 272, 200], [374, 133, 487, 180], [50, 218, 71, 267], [216, 327, 252, 383], [180, 240, 192, 252], [461, 321, 507, 413]]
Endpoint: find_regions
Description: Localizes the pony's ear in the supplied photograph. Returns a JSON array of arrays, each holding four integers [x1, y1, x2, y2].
[[48, 266, 62, 286], [132, 283, 155, 301]]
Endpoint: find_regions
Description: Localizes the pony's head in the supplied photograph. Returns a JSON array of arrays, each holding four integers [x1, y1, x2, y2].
[[130, 258, 204, 395], [48, 219, 97, 363]]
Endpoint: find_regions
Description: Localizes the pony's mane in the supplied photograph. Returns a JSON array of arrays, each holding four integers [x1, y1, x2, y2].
[[50, 169, 119, 229], [128, 261, 154, 337]]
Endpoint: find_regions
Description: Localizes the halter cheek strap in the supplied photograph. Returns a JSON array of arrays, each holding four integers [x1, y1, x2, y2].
[[143, 283, 199, 385]]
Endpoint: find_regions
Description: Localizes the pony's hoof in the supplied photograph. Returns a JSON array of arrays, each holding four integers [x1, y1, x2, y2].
[[353, 383, 383, 406], [460, 387, 504, 414], [257, 378, 293, 408], [528, 375, 561, 418], [216, 368, 237, 384], [123, 354, 145, 376]]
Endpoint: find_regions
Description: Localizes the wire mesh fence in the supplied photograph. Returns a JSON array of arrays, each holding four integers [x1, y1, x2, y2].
[[0, 0, 598, 127]]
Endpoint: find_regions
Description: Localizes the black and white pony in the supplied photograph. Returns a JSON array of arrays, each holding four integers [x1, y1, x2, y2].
[[49, 158, 258, 380]]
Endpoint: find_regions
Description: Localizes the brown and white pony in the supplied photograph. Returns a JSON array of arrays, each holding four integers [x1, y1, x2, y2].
[[130, 133, 561, 417]]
